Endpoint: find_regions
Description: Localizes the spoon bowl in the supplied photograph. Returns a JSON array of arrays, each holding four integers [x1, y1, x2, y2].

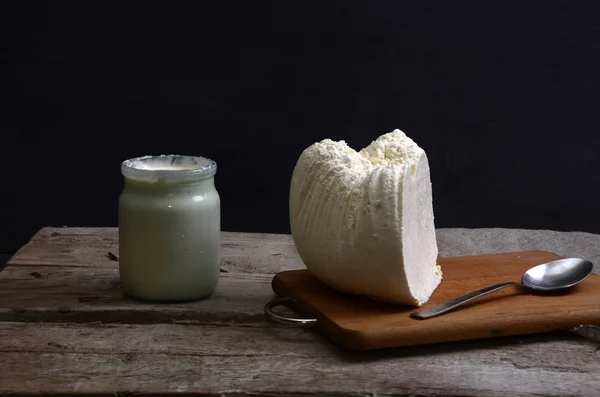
[[521, 258, 594, 290], [411, 258, 594, 320]]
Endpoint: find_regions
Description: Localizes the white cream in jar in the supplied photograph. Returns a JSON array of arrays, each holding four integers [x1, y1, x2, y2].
[[118, 154, 220, 301]]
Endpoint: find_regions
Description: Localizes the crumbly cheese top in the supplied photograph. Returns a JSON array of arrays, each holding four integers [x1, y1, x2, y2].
[[301, 129, 423, 175], [359, 129, 423, 168]]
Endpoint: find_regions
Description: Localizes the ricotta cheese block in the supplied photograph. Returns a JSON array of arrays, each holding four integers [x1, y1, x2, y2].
[[289, 129, 442, 306]]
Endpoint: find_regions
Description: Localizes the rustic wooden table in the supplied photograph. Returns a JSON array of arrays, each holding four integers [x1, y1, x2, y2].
[[1, 227, 599, 397]]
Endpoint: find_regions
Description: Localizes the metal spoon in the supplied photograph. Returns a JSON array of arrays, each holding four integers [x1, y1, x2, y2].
[[410, 258, 594, 320]]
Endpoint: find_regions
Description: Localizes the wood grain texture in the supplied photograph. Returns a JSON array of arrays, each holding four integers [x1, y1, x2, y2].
[[0, 265, 275, 324], [1, 322, 599, 397], [11, 227, 600, 274], [272, 251, 600, 350], [3, 227, 600, 397], [8, 227, 305, 273]]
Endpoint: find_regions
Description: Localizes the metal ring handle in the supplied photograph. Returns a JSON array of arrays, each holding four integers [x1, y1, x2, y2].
[[264, 297, 317, 327]]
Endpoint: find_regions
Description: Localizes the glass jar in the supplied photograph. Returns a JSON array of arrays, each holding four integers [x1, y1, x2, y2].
[[118, 154, 221, 301]]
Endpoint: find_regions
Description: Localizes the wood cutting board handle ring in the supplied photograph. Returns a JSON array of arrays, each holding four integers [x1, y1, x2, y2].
[[264, 297, 318, 327]]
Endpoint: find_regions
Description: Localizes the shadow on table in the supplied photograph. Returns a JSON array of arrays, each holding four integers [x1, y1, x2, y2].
[[327, 331, 594, 362]]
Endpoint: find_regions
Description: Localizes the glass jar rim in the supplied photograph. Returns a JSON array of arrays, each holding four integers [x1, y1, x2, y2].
[[121, 154, 217, 183]]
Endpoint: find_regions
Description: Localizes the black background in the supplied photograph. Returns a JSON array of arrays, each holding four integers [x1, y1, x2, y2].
[[2, 1, 600, 255]]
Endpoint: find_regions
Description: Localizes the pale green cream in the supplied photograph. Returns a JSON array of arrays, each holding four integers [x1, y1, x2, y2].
[[118, 155, 220, 301]]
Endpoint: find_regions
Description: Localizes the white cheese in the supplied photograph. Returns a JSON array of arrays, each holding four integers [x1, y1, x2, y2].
[[289, 129, 442, 306]]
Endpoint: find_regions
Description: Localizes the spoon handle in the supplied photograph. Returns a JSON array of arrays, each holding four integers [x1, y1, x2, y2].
[[410, 282, 520, 319]]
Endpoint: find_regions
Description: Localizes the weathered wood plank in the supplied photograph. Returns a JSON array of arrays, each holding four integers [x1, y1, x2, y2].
[[1, 322, 599, 397], [437, 228, 600, 269], [0, 265, 276, 324], [8, 227, 305, 274], [0, 322, 331, 357], [9, 227, 600, 276], [3, 227, 600, 396]]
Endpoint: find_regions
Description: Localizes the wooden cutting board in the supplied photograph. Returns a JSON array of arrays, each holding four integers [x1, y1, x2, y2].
[[270, 251, 600, 351]]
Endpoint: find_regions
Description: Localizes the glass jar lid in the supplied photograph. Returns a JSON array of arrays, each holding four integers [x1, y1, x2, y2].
[[121, 154, 217, 183]]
